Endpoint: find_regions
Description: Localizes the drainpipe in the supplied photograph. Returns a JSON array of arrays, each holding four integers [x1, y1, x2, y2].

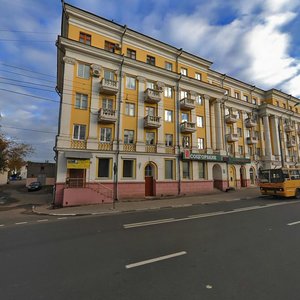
[[120, 25, 127, 54], [114, 55, 124, 207], [176, 48, 183, 195]]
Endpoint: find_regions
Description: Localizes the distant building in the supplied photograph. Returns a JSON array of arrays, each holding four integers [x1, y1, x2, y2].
[[26, 162, 55, 186]]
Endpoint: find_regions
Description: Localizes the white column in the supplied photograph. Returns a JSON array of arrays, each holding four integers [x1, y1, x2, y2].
[[204, 95, 212, 154], [282, 119, 289, 160], [214, 99, 224, 151], [242, 112, 249, 157], [156, 81, 165, 153], [263, 114, 272, 159], [136, 76, 145, 152], [259, 117, 265, 157], [87, 64, 102, 150], [191, 92, 197, 151], [295, 123, 300, 162], [232, 120, 238, 156], [57, 56, 76, 149], [270, 116, 280, 159], [211, 101, 216, 150]]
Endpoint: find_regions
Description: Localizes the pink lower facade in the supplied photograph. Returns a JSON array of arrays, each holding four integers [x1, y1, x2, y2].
[[54, 179, 223, 207]]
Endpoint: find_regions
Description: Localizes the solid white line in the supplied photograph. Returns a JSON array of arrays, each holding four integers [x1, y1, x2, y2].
[[124, 200, 300, 229], [15, 222, 27, 225], [126, 251, 187, 269], [124, 218, 174, 229], [37, 219, 48, 222], [287, 220, 300, 226], [0, 224, 4, 227]]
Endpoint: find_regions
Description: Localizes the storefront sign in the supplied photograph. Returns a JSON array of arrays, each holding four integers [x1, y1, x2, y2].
[[182, 149, 223, 162], [67, 159, 90, 169], [226, 157, 251, 164]]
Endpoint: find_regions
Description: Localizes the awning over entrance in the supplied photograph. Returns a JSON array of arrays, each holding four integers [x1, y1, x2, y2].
[[64, 151, 92, 159]]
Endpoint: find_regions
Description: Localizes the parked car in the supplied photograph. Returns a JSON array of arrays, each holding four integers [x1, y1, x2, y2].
[[27, 182, 42, 192]]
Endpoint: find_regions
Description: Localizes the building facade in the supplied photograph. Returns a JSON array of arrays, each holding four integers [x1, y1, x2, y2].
[[55, 3, 300, 206]]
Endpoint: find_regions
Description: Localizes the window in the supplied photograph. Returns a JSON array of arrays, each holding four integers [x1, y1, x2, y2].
[[146, 55, 155, 66], [164, 86, 173, 98], [197, 138, 204, 150], [79, 32, 91, 45], [104, 70, 114, 80], [73, 124, 86, 140], [100, 128, 112, 142], [196, 95, 202, 105], [197, 116, 203, 128], [165, 134, 173, 147], [234, 91, 240, 99], [256, 148, 261, 156], [224, 89, 230, 96], [252, 98, 257, 105], [276, 101, 279, 106], [124, 130, 134, 144], [77, 63, 90, 79], [125, 103, 135, 116], [198, 162, 205, 179], [180, 90, 188, 99], [165, 160, 174, 179], [102, 98, 113, 110], [227, 144, 233, 155], [127, 48, 136, 59], [165, 62, 173, 71], [104, 41, 116, 53], [146, 81, 155, 89], [182, 161, 190, 179], [146, 132, 155, 145], [237, 128, 242, 137], [195, 73, 201, 80], [181, 67, 187, 76], [98, 158, 110, 178], [283, 103, 286, 109], [123, 160, 134, 178], [75, 93, 88, 110], [146, 106, 155, 116], [182, 136, 190, 148], [243, 95, 249, 102], [165, 110, 173, 122], [181, 113, 188, 122], [126, 76, 136, 89], [239, 146, 243, 155]]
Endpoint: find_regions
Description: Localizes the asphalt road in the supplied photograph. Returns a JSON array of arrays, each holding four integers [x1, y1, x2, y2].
[[1, 197, 300, 300]]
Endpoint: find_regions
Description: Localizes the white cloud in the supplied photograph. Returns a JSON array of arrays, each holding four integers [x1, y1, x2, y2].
[[283, 75, 300, 97]]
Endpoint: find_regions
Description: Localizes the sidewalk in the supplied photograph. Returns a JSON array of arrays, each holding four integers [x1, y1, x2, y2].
[[32, 187, 261, 216]]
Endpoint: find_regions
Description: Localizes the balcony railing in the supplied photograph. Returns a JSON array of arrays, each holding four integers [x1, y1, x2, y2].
[[71, 140, 87, 149], [245, 118, 257, 128], [246, 136, 258, 145], [180, 97, 195, 110], [99, 78, 118, 95], [180, 121, 196, 133], [225, 113, 238, 124], [226, 133, 239, 142], [144, 115, 161, 128], [98, 108, 117, 123], [144, 88, 162, 103], [145, 145, 157, 153], [98, 142, 113, 151], [287, 140, 296, 148], [285, 123, 295, 132], [123, 143, 136, 152], [165, 146, 175, 154]]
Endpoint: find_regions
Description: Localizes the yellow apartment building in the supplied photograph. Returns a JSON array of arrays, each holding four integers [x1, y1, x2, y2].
[[54, 3, 300, 206]]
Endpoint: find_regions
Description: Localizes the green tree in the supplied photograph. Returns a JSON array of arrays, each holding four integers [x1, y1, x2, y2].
[[0, 134, 33, 172]]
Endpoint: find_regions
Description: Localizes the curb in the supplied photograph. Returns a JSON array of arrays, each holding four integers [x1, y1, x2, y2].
[[31, 196, 259, 217]]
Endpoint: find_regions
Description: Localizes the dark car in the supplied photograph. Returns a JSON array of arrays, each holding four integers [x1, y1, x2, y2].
[[27, 182, 42, 192]]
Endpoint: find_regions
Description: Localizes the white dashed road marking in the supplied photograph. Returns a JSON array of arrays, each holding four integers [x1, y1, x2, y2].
[[126, 251, 187, 269], [37, 219, 49, 222], [15, 222, 28, 225], [287, 220, 300, 226]]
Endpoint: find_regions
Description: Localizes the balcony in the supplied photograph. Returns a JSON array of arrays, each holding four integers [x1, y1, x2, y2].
[[144, 115, 161, 129], [246, 136, 258, 145], [245, 118, 257, 128], [180, 121, 196, 133], [98, 142, 113, 151], [180, 97, 195, 110], [145, 145, 157, 153], [225, 113, 238, 124], [98, 108, 117, 123], [287, 140, 296, 148], [285, 123, 295, 132], [144, 88, 162, 103], [71, 140, 86, 149], [99, 78, 118, 95], [226, 133, 239, 143]]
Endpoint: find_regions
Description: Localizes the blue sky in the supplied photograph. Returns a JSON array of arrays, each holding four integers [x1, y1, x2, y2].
[[0, 0, 299, 162]]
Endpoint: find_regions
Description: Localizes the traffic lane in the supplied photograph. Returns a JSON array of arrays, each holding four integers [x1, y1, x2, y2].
[[1, 202, 300, 299]]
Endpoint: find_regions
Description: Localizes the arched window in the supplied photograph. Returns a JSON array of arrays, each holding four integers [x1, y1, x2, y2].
[[145, 164, 153, 177]]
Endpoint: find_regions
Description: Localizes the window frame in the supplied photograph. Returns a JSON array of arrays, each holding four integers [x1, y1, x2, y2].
[[124, 130, 134, 144], [75, 93, 88, 110], [123, 159, 135, 178], [195, 72, 201, 80], [146, 55, 156, 66], [77, 63, 90, 79], [73, 124, 86, 140], [98, 158, 111, 178], [100, 127, 112, 143], [126, 76, 136, 90], [164, 86, 173, 98], [180, 67, 188, 76], [165, 159, 174, 180], [197, 116, 203, 128], [79, 32, 91, 45], [127, 48, 136, 60], [197, 137, 204, 150], [165, 134, 173, 147], [125, 103, 135, 116], [165, 110, 173, 122], [165, 62, 173, 71]]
